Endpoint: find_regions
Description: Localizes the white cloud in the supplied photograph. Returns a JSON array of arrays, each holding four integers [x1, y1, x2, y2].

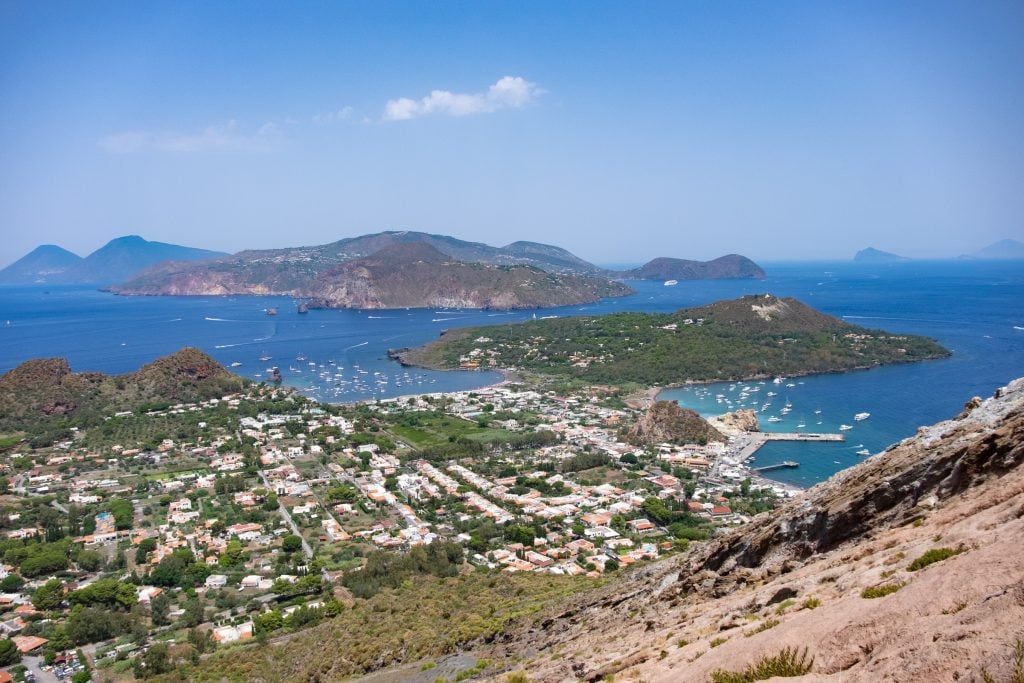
[[312, 106, 354, 124], [382, 76, 542, 121], [98, 120, 279, 154]]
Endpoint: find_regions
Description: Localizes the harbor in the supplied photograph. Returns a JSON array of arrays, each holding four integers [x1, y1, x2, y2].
[[735, 431, 845, 465]]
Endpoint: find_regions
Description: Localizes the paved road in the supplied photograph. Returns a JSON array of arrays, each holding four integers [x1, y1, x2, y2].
[[258, 471, 314, 560]]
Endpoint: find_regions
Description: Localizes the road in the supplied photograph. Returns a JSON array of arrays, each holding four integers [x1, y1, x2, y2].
[[258, 471, 314, 561]]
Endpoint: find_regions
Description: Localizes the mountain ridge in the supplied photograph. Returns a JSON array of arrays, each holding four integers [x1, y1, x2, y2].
[[626, 254, 765, 280]]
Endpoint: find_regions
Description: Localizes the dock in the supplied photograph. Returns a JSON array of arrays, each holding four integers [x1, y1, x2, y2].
[[752, 461, 799, 472], [736, 431, 845, 464]]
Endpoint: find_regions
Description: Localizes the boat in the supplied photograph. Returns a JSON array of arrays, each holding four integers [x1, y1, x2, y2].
[[259, 353, 271, 362], [839, 424, 853, 431], [767, 416, 782, 423], [229, 361, 242, 367], [296, 353, 306, 362], [266, 307, 278, 316], [856, 448, 871, 456], [663, 279, 678, 286], [854, 412, 871, 421]]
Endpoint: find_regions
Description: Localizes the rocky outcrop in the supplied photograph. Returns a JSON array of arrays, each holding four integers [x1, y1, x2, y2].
[[709, 408, 760, 436], [627, 400, 725, 446], [0, 348, 249, 433]]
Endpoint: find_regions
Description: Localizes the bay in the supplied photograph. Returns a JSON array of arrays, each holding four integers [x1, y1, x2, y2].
[[1, 259, 1022, 487]]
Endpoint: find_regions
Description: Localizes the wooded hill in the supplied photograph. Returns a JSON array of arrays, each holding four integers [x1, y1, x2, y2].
[[397, 294, 950, 385]]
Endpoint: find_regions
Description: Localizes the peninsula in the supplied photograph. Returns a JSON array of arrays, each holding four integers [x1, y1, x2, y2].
[[394, 293, 950, 385]]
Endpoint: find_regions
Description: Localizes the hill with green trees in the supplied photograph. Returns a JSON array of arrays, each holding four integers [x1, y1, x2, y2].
[[0, 348, 249, 441], [395, 294, 950, 385]]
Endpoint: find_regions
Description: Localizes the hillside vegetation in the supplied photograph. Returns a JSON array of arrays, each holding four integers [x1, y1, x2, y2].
[[0, 348, 248, 439], [398, 294, 950, 385]]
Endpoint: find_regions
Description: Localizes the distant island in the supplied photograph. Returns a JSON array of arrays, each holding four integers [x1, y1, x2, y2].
[[0, 235, 226, 285], [965, 238, 1024, 260], [105, 230, 764, 310], [853, 247, 909, 263], [394, 293, 950, 385], [624, 254, 765, 280]]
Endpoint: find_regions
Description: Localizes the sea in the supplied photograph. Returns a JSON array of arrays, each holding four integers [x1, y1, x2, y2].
[[1, 259, 1022, 488]]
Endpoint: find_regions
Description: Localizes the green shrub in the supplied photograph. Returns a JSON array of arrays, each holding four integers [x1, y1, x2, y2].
[[907, 547, 964, 572], [710, 646, 814, 682], [710, 637, 727, 648], [802, 597, 821, 609], [861, 582, 906, 599], [744, 619, 780, 637]]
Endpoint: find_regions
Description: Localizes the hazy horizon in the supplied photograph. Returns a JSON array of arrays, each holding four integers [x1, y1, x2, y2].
[[2, 2, 1022, 267]]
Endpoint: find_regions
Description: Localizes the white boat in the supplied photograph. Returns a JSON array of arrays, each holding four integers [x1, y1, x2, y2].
[[854, 412, 871, 421], [856, 449, 871, 456], [664, 279, 678, 286], [839, 424, 853, 431], [230, 361, 242, 367], [767, 416, 782, 423]]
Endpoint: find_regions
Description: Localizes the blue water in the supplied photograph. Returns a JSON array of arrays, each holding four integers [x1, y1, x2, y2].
[[1, 260, 1022, 486]]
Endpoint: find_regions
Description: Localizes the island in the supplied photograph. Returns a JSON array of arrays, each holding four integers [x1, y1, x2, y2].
[[624, 254, 765, 280], [853, 247, 910, 263]]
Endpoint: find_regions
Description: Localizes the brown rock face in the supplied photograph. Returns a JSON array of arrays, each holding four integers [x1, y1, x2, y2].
[[715, 408, 760, 433], [627, 400, 725, 445]]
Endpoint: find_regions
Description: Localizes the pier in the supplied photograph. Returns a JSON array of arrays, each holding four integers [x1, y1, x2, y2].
[[735, 431, 845, 464], [753, 461, 799, 472]]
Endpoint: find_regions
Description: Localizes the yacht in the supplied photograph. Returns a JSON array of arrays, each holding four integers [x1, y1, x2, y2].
[[839, 424, 853, 431], [856, 448, 871, 456], [767, 416, 782, 423], [854, 412, 871, 421], [663, 279, 678, 286]]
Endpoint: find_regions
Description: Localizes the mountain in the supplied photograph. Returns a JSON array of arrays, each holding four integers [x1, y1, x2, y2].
[[0, 348, 248, 435], [110, 231, 632, 308], [969, 238, 1024, 260], [111, 230, 610, 298], [625, 254, 765, 280], [302, 242, 631, 309], [0, 244, 83, 284], [174, 377, 1024, 682], [0, 236, 226, 285], [853, 247, 909, 263], [397, 293, 951, 384], [65, 235, 226, 284]]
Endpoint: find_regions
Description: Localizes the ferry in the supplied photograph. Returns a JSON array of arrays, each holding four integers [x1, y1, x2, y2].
[[839, 424, 853, 431], [854, 412, 871, 421], [663, 279, 678, 286]]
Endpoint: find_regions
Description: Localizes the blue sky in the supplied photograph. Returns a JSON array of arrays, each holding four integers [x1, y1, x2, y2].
[[1, 1, 1022, 266]]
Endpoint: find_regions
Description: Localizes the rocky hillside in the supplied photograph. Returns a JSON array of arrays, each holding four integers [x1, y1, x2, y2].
[[300, 243, 630, 310], [625, 254, 765, 281], [0, 348, 248, 434], [466, 377, 1024, 682], [627, 400, 725, 446]]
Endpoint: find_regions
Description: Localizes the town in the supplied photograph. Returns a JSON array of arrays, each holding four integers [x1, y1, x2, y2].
[[0, 379, 793, 681]]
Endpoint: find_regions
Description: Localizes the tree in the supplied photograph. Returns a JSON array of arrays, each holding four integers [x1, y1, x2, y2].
[[180, 597, 205, 627], [134, 642, 171, 679], [281, 534, 303, 554], [0, 574, 24, 591], [135, 537, 158, 565], [32, 578, 65, 610], [149, 591, 170, 626], [76, 548, 104, 572], [0, 638, 19, 666]]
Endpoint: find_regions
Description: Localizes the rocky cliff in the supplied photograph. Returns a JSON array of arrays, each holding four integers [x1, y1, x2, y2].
[[627, 400, 725, 446]]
